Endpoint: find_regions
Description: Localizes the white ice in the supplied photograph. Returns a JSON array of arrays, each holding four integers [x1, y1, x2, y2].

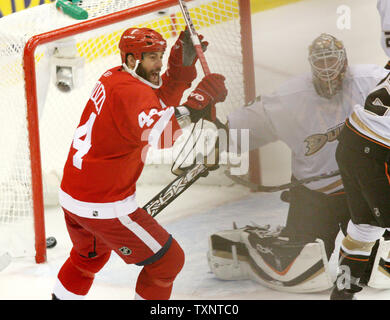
[[1, 0, 390, 300]]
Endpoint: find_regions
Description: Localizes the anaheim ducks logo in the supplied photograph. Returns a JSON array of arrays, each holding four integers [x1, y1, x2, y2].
[[304, 123, 344, 156]]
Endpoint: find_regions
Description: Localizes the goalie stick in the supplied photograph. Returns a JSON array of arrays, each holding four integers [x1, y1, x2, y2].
[[225, 169, 340, 192]]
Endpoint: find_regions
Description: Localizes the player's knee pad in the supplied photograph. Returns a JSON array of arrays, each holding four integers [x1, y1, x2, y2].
[[208, 224, 333, 293], [143, 237, 185, 287], [135, 238, 184, 300]]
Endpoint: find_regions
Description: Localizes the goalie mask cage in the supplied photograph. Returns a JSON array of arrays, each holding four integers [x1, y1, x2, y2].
[[0, 0, 256, 263]]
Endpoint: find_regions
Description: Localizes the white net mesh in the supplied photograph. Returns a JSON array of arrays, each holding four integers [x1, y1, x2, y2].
[[0, 0, 249, 258]]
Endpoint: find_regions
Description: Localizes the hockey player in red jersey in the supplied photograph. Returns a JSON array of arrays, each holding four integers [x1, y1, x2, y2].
[[52, 27, 228, 300]]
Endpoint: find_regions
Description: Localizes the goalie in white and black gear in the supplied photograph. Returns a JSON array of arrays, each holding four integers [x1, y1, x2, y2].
[[207, 32, 390, 293]]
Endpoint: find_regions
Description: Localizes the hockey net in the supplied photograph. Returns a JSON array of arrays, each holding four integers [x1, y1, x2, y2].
[[0, 0, 255, 262]]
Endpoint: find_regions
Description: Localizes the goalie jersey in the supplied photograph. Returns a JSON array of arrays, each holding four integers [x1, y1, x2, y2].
[[228, 65, 388, 194]]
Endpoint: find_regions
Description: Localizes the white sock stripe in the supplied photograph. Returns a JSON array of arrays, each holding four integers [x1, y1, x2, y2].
[[340, 243, 371, 257], [346, 220, 385, 243], [118, 215, 162, 253], [53, 278, 85, 300]]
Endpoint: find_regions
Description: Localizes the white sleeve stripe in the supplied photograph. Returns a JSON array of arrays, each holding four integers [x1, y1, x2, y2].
[[118, 215, 162, 253], [148, 106, 175, 149]]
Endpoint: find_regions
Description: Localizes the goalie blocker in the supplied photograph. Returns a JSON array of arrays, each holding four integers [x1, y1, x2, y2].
[[207, 225, 390, 292]]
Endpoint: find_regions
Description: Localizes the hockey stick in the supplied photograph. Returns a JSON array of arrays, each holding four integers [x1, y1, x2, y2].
[[171, 0, 218, 176], [178, 0, 211, 75], [225, 169, 340, 192], [141, 0, 224, 218], [178, 0, 227, 126], [143, 163, 211, 217]]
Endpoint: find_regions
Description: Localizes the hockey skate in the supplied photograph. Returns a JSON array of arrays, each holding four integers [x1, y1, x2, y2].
[[330, 286, 356, 300]]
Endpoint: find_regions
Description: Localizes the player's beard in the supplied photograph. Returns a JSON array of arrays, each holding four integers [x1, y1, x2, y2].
[[136, 63, 161, 85]]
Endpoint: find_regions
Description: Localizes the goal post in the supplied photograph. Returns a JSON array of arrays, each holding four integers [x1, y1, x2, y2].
[[2, 0, 257, 263], [237, 0, 260, 188]]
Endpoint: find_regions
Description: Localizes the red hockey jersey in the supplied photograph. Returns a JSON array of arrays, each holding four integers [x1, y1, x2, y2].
[[59, 66, 189, 219]]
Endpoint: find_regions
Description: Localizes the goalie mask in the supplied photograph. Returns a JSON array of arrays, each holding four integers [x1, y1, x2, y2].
[[308, 33, 348, 99]]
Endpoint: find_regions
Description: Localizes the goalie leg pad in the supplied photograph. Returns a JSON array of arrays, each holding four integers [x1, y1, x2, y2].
[[208, 225, 333, 292], [367, 236, 390, 289], [207, 227, 251, 281], [241, 230, 333, 293]]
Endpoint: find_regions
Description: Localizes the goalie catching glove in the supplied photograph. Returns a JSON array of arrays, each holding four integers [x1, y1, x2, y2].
[[176, 73, 228, 123]]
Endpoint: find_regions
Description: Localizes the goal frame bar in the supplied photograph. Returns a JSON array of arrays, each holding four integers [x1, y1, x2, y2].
[[22, 0, 256, 263]]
